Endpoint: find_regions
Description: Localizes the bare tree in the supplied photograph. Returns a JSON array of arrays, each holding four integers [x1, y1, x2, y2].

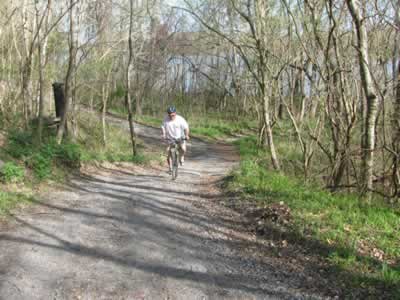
[[388, 1, 400, 196], [101, 62, 114, 145], [36, 0, 52, 144], [56, 0, 77, 144], [1, 0, 398, 199], [126, 0, 138, 156], [180, 0, 281, 170], [346, 0, 379, 195]]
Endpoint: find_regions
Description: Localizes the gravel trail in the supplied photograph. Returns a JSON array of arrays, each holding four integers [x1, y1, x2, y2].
[[0, 116, 330, 300]]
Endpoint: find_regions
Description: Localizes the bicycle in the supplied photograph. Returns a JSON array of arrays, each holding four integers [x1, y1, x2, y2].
[[168, 137, 186, 180]]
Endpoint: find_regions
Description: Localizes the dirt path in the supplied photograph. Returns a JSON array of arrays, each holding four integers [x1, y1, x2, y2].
[[0, 117, 331, 299]]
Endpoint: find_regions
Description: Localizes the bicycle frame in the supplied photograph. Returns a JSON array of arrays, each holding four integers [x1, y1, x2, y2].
[[168, 138, 185, 180]]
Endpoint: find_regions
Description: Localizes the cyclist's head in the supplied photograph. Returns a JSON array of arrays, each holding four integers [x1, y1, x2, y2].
[[167, 106, 176, 114], [167, 106, 177, 119]]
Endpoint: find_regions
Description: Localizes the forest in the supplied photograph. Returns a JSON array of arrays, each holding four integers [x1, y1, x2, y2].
[[0, 0, 399, 298]]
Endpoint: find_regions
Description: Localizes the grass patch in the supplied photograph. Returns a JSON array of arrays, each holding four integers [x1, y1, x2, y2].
[[188, 115, 256, 140], [1, 162, 25, 183], [1, 113, 157, 183], [0, 191, 32, 215], [77, 114, 152, 164], [136, 115, 162, 128], [109, 109, 257, 140], [228, 135, 400, 295], [4, 129, 81, 181], [109, 108, 161, 129]]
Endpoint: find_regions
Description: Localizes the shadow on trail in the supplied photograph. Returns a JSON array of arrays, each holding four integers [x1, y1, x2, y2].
[[20, 172, 340, 297], [27, 184, 249, 256], [0, 234, 290, 298], [68, 173, 255, 235], [76, 173, 216, 200], [1, 206, 297, 298], [1, 168, 370, 298]]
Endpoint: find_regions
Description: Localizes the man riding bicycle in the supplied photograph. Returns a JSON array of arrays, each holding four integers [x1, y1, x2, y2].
[[161, 106, 190, 173]]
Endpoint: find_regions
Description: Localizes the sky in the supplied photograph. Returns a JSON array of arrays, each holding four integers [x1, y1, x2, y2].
[[164, 0, 184, 7]]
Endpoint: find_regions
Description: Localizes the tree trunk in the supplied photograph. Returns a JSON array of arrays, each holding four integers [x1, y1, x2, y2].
[[56, 0, 76, 144], [101, 65, 113, 146], [126, 0, 137, 157], [392, 62, 400, 196], [37, 0, 52, 144], [21, 0, 33, 127], [256, 0, 280, 170], [70, 76, 78, 141], [393, 1, 400, 94], [346, 0, 379, 196], [262, 83, 280, 170], [135, 71, 142, 116], [37, 36, 44, 143], [21, 58, 33, 127], [391, 1, 400, 196], [102, 84, 107, 146]]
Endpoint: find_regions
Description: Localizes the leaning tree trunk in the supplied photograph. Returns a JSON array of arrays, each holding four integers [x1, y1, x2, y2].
[[346, 0, 379, 196], [257, 0, 280, 171], [261, 81, 280, 170]]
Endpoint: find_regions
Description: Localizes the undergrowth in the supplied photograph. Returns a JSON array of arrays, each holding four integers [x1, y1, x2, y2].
[[5, 129, 80, 180], [0, 162, 25, 183], [228, 136, 400, 297], [77, 114, 152, 164], [108, 108, 256, 140], [0, 191, 32, 215]]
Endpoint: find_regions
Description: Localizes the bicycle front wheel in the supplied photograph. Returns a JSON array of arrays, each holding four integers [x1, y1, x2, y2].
[[171, 150, 178, 180]]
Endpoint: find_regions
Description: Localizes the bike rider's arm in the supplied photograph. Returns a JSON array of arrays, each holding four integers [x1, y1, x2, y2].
[[161, 118, 167, 139], [161, 126, 166, 139], [184, 128, 190, 140], [180, 116, 189, 140]]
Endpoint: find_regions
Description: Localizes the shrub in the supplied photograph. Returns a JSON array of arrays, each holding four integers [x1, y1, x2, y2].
[[0, 191, 32, 215], [230, 135, 400, 294], [5, 129, 82, 180], [1, 162, 25, 183], [28, 153, 52, 179], [56, 142, 81, 168], [6, 130, 34, 158]]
